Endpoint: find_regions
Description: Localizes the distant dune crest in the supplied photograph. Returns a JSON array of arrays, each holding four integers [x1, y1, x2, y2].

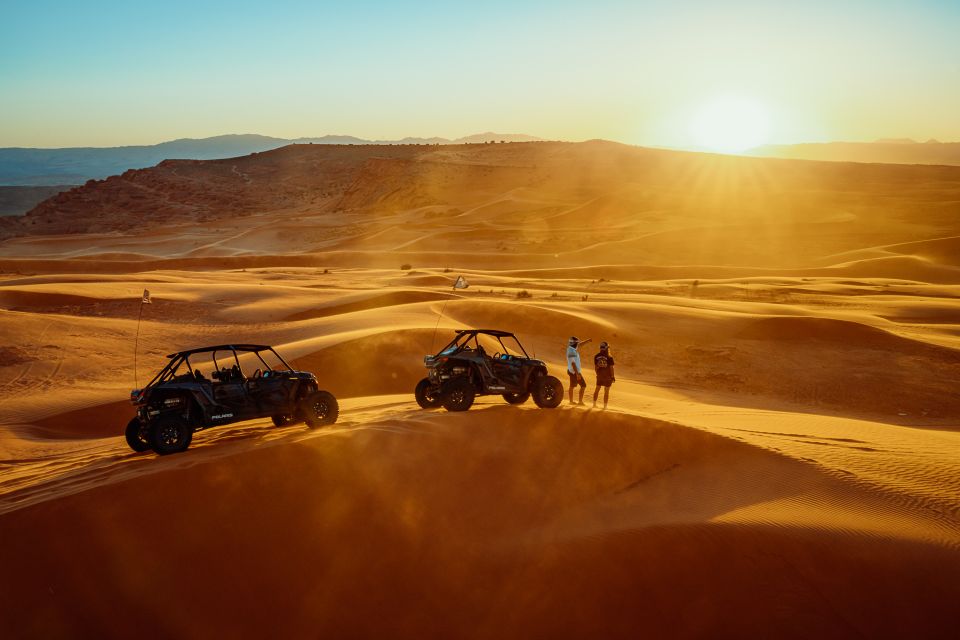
[[4, 140, 960, 283]]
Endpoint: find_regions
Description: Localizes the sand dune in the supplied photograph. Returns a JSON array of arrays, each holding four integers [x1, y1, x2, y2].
[[283, 289, 458, 321], [1, 404, 957, 638], [1, 142, 959, 637]]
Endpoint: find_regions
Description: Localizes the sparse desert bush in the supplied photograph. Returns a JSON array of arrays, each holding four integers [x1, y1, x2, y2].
[[516, 290, 532, 299], [443, 267, 452, 273], [400, 263, 412, 270]]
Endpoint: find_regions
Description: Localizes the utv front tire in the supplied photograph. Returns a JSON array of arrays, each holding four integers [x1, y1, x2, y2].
[[442, 379, 475, 412], [149, 416, 193, 455], [301, 390, 339, 428], [415, 378, 442, 409], [125, 417, 151, 452], [532, 375, 563, 409], [502, 392, 530, 405]]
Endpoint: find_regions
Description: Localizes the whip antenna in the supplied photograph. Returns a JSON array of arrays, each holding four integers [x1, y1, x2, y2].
[[134, 289, 152, 388], [432, 274, 469, 352], [431, 300, 447, 354]]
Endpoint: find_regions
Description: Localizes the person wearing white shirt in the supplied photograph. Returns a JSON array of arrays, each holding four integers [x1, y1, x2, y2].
[[566, 336, 587, 405]]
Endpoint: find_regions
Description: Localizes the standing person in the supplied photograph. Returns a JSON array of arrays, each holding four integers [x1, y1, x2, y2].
[[593, 341, 615, 409], [566, 336, 587, 405]]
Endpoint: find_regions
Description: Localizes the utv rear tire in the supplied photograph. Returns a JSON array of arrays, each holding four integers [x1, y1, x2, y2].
[[149, 416, 193, 455], [415, 378, 442, 409], [125, 417, 151, 452], [301, 390, 339, 428], [442, 379, 475, 412], [502, 392, 530, 405], [272, 414, 299, 427], [532, 375, 563, 409]]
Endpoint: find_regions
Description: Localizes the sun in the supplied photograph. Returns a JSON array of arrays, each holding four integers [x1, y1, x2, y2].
[[690, 95, 771, 153]]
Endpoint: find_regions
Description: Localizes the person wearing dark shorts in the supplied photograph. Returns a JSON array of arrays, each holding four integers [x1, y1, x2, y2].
[[566, 336, 587, 404], [593, 341, 615, 409]]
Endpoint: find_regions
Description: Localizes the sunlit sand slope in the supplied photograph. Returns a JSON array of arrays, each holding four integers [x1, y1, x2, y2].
[[1, 142, 959, 637], [1, 402, 958, 638]]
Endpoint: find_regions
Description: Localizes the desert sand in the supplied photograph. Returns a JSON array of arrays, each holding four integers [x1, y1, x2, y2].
[[1, 141, 958, 638]]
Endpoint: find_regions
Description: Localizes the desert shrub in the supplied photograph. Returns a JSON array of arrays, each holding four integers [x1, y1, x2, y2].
[[400, 263, 412, 270], [516, 290, 532, 299]]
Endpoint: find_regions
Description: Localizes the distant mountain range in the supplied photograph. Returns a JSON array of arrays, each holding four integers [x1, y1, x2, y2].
[[747, 139, 960, 166], [0, 132, 542, 185], [6, 133, 957, 188]]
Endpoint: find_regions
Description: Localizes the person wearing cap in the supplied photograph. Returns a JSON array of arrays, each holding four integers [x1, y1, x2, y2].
[[566, 336, 587, 405], [592, 341, 616, 409]]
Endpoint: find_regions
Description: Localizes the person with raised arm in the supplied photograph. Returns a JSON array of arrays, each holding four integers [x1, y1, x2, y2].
[[566, 336, 590, 405]]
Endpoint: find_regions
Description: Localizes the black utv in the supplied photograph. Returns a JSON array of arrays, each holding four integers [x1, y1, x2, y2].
[[415, 329, 563, 411], [126, 344, 338, 455]]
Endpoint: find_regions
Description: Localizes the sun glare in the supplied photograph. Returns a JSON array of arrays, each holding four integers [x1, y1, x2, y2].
[[691, 96, 771, 154]]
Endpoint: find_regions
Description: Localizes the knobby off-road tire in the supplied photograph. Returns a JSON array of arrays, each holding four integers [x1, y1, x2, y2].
[[532, 375, 563, 409], [149, 416, 193, 455], [442, 378, 475, 412], [301, 390, 339, 428], [502, 392, 530, 405], [415, 378, 442, 409], [125, 417, 151, 453]]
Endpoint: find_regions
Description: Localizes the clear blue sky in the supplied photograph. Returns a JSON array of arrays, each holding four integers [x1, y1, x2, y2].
[[2, 0, 959, 147]]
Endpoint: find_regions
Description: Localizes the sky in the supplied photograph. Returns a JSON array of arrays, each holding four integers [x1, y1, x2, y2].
[[2, 0, 959, 149]]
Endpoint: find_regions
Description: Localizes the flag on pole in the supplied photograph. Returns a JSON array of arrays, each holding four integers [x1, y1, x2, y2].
[[142, 289, 152, 304], [453, 275, 469, 290]]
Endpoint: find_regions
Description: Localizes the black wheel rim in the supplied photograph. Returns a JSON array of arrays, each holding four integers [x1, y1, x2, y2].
[[313, 400, 329, 420], [159, 424, 181, 446], [450, 390, 464, 404]]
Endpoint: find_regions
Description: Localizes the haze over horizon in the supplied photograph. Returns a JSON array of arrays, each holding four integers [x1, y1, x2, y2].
[[5, 131, 960, 153], [3, 0, 960, 151]]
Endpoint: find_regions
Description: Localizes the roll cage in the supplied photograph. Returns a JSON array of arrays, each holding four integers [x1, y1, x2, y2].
[[143, 344, 295, 389], [436, 330, 531, 359]]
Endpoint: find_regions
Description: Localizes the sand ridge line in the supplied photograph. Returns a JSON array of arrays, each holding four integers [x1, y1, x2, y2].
[[3, 396, 958, 551], [0, 394, 431, 514]]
